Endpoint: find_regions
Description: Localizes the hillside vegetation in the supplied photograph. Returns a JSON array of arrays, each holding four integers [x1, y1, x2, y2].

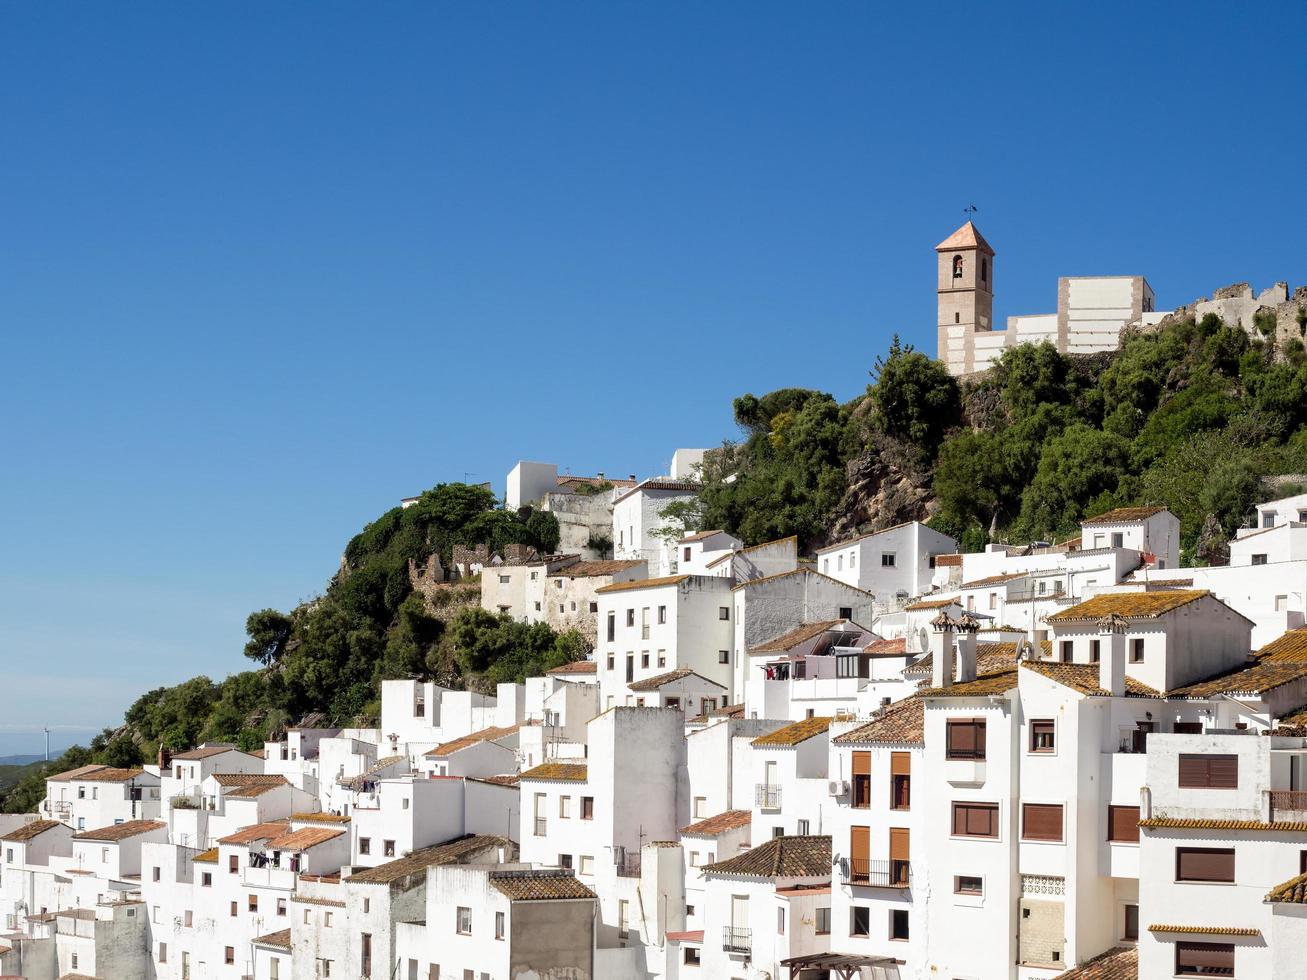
[[8, 312, 1307, 812]]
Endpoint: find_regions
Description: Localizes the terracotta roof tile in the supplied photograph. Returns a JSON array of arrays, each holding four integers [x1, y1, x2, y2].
[[749, 620, 845, 654], [613, 480, 700, 505], [290, 812, 350, 824], [1046, 589, 1214, 622], [546, 659, 598, 675], [213, 773, 286, 787], [548, 560, 646, 578], [730, 567, 873, 597], [1267, 870, 1307, 904], [171, 744, 242, 761], [934, 553, 964, 567], [1020, 661, 1162, 698], [1056, 945, 1137, 979], [935, 220, 994, 254], [833, 698, 924, 745], [918, 670, 1018, 698], [490, 871, 596, 901], [903, 597, 961, 612], [679, 529, 727, 543], [864, 637, 907, 655], [629, 668, 725, 693], [264, 826, 345, 851], [595, 574, 690, 595], [254, 928, 292, 950], [1259, 628, 1307, 663], [958, 571, 1029, 590], [906, 641, 1031, 677], [73, 819, 166, 842], [347, 834, 512, 884], [1140, 817, 1307, 833], [218, 821, 290, 845], [752, 716, 832, 747], [518, 762, 587, 782], [680, 810, 751, 837], [1081, 506, 1167, 525], [1148, 924, 1259, 936], [1168, 660, 1307, 698], [426, 725, 520, 758], [192, 848, 218, 864], [1, 819, 64, 842], [47, 765, 144, 784], [703, 835, 830, 879]]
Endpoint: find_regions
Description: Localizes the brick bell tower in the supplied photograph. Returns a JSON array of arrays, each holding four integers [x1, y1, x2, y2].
[[936, 220, 995, 374]]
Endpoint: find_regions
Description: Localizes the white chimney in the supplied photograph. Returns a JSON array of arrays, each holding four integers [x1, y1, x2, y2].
[[955, 612, 980, 683], [930, 612, 957, 689], [1097, 612, 1127, 697]]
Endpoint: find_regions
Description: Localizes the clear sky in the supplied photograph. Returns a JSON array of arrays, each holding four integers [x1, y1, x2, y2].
[[2, 2, 1304, 749]]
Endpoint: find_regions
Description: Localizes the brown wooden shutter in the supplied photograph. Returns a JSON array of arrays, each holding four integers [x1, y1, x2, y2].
[[1176, 847, 1235, 882], [1176, 942, 1234, 972], [1208, 754, 1239, 788], [1178, 754, 1208, 787], [976, 719, 987, 758], [852, 751, 872, 776], [889, 827, 910, 862], [890, 751, 910, 775], [1022, 803, 1063, 842], [953, 802, 998, 837], [1107, 805, 1140, 843], [946, 720, 974, 757], [850, 825, 869, 879]]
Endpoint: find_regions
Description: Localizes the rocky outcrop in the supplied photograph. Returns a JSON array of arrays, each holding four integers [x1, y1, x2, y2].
[[823, 440, 937, 545]]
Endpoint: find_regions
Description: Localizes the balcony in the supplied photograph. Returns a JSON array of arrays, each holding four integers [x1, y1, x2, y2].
[[616, 853, 642, 878], [1268, 790, 1307, 822], [843, 858, 911, 888], [755, 784, 782, 810], [722, 926, 751, 954]]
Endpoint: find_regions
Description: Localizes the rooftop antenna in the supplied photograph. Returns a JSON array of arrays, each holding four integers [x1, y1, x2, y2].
[[963, 203, 978, 219]]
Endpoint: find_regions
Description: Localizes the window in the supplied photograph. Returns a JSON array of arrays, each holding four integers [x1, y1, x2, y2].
[[658, 650, 666, 667], [559, 795, 571, 818], [1253, 553, 1268, 565], [837, 554, 844, 571], [158, 942, 167, 963], [693, 796, 707, 818], [1123, 903, 1139, 941], [277, 898, 287, 916], [889, 909, 909, 941], [359, 837, 371, 855], [1178, 754, 1238, 789], [606, 653, 614, 670], [225, 947, 235, 965], [153, 866, 160, 882], [228, 853, 239, 874], [641, 652, 649, 668], [798, 819, 810, 835], [719, 650, 729, 664], [1090, 639, 1100, 663], [954, 875, 983, 895], [684, 547, 692, 561], [249, 895, 259, 913], [890, 751, 911, 809], [581, 796, 594, 820], [952, 254, 964, 279], [325, 912, 332, 927], [851, 905, 870, 937], [456, 906, 472, 934], [201, 872, 212, 887], [495, 911, 505, 939], [946, 719, 986, 760], [363, 899, 369, 913], [1130, 638, 1145, 663], [1060, 640, 1073, 662], [815, 907, 830, 935], [230, 900, 238, 917], [1021, 803, 1064, 842], [689, 851, 699, 867], [580, 854, 594, 875], [185, 909, 193, 927], [271, 961, 280, 980], [777, 906, 785, 934], [607, 613, 615, 642], [1175, 847, 1235, 883], [981, 257, 988, 282], [498, 575, 510, 584], [1108, 805, 1140, 843], [626, 609, 635, 627], [839, 606, 853, 619], [952, 802, 999, 838], [589, 601, 598, 613], [719, 606, 730, 620], [1029, 720, 1056, 753], [684, 947, 701, 965], [881, 552, 895, 567], [1176, 941, 1234, 976]]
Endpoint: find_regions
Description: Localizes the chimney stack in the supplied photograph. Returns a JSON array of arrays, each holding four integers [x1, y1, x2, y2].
[[930, 612, 957, 689], [157, 742, 172, 771], [955, 611, 981, 682], [1097, 612, 1127, 697]]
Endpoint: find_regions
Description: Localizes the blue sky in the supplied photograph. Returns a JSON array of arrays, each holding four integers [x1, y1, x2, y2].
[[1, 2, 1304, 749]]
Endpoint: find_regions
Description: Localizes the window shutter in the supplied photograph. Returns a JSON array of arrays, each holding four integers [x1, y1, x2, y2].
[[1176, 847, 1235, 883], [1176, 941, 1234, 972], [889, 827, 910, 862], [850, 826, 870, 865], [1107, 805, 1140, 843], [1021, 804, 1063, 842], [953, 802, 998, 837], [1209, 755, 1239, 789], [1178, 754, 1208, 788], [890, 751, 911, 776], [852, 751, 872, 777]]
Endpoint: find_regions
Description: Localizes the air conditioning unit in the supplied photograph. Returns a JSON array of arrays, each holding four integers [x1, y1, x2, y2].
[[828, 779, 849, 796]]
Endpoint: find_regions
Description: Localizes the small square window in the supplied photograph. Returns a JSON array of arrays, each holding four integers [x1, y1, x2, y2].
[[719, 606, 730, 620], [718, 650, 729, 664], [889, 909, 909, 941]]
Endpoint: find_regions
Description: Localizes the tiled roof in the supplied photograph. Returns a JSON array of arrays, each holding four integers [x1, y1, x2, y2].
[[192, 848, 218, 864], [213, 773, 287, 787], [47, 765, 144, 783], [548, 560, 646, 578], [666, 929, 705, 943], [171, 744, 241, 761], [595, 574, 690, 595], [752, 716, 832, 747], [680, 810, 752, 837], [1, 819, 64, 842], [264, 826, 345, 851], [934, 553, 964, 567], [1259, 628, 1307, 663], [1045, 589, 1212, 622], [629, 668, 725, 693], [905, 640, 1031, 678], [1266, 870, 1307, 904], [935, 220, 994, 254], [613, 480, 700, 505], [1148, 924, 1259, 936], [490, 871, 597, 901], [426, 724, 520, 758], [1140, 817, 1307, 833], [346, 834, 512, 884], [864, 637, 907, 655], [1056, 946, 1137, 979], [918, 670, 1019, 698], [254, 928, 292, 950], [815, 520, 922, 552], [903, 597, 960, 612], [469, 774, 520, 787], [703, 835, 830, 879], [73, 819, 166, 842], [680, 529, 727, 543], [1081, 506, 1167, 525], [958, 571, 1029, 590], [518, 762, 587, 782], [225, 782, 286, 799], [1168, 660, 1307, 698], [546, 659, 598, 675], [1020, 661, 1162, 698], [834, 698, 924, 745], [290, 812, 350, 824], [749, 620, 845, 654], [218, 821, 290, 845], [730, 567, 873, 597]]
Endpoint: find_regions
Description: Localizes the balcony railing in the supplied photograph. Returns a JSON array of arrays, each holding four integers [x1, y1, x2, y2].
[[616, 853, 642, 878], [534, 817, 547, 837], [722, 926, 751, 953], [843, 858, 911, 888], [1268, 790, 1307, 821], [755, 784, 782, 810]]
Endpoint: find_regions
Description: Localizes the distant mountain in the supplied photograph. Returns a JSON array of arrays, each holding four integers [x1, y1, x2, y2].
[[0, 754, 43, 767]]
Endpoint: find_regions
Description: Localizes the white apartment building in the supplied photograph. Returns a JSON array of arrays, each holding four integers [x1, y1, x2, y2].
[[750, 717, 833, 840], [744, 620, 897, 721], [40, 764, 161, 832], [1079, 506, 1180, 570], [817, 521, 958, 608], [612, 480, 701, 571], [673, 529, 742, 574]]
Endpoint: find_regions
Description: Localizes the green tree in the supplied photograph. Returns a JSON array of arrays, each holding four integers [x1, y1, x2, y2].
[[1015, 425, 1131, 539], [243, 609, 294, 665], [869, 336, 961, 454]]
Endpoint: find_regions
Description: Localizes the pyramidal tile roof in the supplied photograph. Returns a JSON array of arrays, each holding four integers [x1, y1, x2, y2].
[[935, 220, 994, 254]]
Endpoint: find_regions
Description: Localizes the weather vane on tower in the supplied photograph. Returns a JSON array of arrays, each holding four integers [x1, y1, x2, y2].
[[963, 203, 978, 219]]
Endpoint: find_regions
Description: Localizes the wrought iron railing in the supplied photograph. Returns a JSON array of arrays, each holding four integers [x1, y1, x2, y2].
[[722, 926, 751, 953], [843, 858, 911, 887], [616, 853, 641, 878], [1268, 790, 1307, 820], [755, 784, 781, 809]]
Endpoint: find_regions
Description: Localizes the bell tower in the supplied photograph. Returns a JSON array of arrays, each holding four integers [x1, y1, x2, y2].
[[936, 220, 995, 374]]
